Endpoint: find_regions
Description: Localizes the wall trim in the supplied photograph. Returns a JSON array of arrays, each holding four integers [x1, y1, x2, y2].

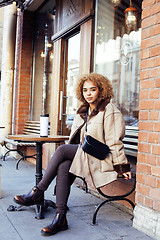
[[133, 204, 160, 240], [51, 9, 94, 42]]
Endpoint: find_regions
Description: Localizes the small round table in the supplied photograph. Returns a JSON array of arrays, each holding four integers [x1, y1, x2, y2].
[[7, 134, 69, 219]]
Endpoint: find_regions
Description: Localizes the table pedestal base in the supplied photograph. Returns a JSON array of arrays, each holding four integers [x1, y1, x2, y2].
[[35, 199, 56, 219], [7, 199, 56, 219]]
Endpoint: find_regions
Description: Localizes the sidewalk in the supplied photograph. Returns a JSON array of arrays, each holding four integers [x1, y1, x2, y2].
[[0, 157, 153, 240]]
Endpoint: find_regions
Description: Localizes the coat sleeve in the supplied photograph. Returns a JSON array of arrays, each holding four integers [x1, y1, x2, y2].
[[68, 114, 85, 144], [68, 114, 78, 142], [104, 108, 130, 174]]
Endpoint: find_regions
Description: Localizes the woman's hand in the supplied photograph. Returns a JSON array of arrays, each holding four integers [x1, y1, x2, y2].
[[122, 172, 132, 180]]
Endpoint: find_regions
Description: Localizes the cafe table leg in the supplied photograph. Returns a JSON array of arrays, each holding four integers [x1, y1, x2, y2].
[[35, 142, 44, 219], [35, 142, 43, 185], [34, 142, 56, 219]]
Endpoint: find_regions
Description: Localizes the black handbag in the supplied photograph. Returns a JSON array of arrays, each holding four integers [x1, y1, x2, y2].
[[82, 112, 110, 160], [82, 135, 110, 160]]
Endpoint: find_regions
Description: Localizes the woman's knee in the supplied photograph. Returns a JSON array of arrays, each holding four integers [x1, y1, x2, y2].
[[55, 144, 78, 159], [56, 144, 71, 155], [58, 160, 72, 173]]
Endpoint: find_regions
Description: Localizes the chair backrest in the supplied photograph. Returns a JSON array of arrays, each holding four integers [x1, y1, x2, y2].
[[123, 126, 138, 157], [23, 121, 50, 135]]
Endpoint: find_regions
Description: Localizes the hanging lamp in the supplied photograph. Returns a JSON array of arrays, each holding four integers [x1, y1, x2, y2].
[[110, 0, 121, 8], [124, 0, 138, 30]]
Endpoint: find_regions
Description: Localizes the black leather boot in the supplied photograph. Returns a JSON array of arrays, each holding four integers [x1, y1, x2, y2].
[[41, 213, 68, 236], [14, 186, 44, 206]]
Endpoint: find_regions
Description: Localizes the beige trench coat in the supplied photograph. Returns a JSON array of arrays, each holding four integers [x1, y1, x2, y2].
[[68, 101, 130, 188]]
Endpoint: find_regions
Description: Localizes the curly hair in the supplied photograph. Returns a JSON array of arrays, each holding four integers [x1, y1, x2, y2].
[[75, 73, 114, 104]]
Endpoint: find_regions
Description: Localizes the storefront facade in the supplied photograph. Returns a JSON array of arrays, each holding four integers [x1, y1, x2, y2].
[[0, 0, 160, 238]]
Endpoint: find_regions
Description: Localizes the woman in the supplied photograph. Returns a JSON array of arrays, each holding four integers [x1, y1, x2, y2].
[[14, 73, 131, 236]]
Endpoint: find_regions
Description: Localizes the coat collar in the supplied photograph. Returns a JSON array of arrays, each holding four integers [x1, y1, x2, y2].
[[77, 98, 110, 120]]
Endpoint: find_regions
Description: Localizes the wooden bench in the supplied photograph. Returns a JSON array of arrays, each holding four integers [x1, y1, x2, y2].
[[123, 126, 138, 157], [3, 121, 50, 169], [91, 172, 136, 224], [79, 126, 138, 224], [92, 126, 138, 224]]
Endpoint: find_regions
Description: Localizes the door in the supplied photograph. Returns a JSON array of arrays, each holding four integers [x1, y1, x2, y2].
[[60, 32, 80, 135]]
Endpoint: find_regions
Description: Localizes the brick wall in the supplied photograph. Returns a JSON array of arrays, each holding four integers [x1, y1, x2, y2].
[[136, 0, 160, 212], [133, 0, 160, 238], [13, 11, 34, 134]]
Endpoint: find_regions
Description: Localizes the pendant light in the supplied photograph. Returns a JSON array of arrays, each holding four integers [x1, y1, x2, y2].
[[124, 0, 138, 30], [110, 0, 121, 8]]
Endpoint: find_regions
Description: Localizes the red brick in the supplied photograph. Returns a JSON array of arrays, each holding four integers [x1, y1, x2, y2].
[[135, 193, 144, 205], [136, 173, 145, 184], [157, 179, 160, 188], [141, 15, 157, 28], [138, 163, 152, 175], [149, 89, 160, 99], [141, 49, 150, 60], [154, 100, 160, 110], [138, 142, 151, 154], [136, 182, 150, 197], [152, 145, 160, 155], [152, 3, 160, 15], [137, 153, 147, 163], [150, 68, 160, 78], [142, 7, 151, 19], [157, 12, 160, 23], [155, 78, 160, 87], [155, 56, 160, 66], [145, 175, 157, 187], [139, 121, 154, 131], [142, 0, 156, 8], [154, 122, 160, 132], [141, 28, 150, 40], [138, 132, 148, 142], [148, 132, 159, 143], [141, 38, 156, 50], [139, 100, 154, 110], [152, 166, 160, 177], [139, 90, 149, 99], [157, 157, 160, 165], [139, 111, 148, 120], [149, 111, 159, 121], [150, 24, 160, 37], [154, 201, 160, 211], [140, 79, 155, 89], [140, 70, 149, 80], [13, 11, 34, 134], [150, 188, 160, 200], [151, 46, 160, 57], [146, 155, 157, 165], [144, 197, 153, 209]]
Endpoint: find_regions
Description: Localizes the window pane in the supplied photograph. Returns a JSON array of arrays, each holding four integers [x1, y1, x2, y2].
[[66, 33, 80, 126], [94, 0, 142, 126]]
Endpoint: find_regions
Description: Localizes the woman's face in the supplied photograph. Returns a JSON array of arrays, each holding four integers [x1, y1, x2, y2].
[[82, 80, 99, 105]]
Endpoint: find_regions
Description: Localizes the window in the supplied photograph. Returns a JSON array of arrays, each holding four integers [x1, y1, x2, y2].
[[94, 0, 142, 126], [65, 33, 80, 125]]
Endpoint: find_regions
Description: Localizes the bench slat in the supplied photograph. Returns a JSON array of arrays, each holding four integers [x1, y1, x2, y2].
[[124, 143, 138, 150], [123, 126, 138, 157], [123, 137, 138, 143]]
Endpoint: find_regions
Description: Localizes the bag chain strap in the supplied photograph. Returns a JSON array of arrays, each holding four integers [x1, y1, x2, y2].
[[84, 110, 106, 144]]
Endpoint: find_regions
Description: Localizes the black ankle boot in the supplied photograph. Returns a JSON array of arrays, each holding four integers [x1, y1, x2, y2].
[[41, 213, 68, 236], [14, 186, 44, 206]]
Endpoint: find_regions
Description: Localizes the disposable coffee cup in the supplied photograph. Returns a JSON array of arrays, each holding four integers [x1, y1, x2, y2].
[[40, 114, 49, 137]]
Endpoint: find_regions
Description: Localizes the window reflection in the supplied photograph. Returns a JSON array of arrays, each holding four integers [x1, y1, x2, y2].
[[66, 33, 80, 126], [94, 0, 142, 126]]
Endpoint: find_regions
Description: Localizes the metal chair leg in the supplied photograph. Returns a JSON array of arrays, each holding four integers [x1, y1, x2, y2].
[[92, 176, 136, 224]]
